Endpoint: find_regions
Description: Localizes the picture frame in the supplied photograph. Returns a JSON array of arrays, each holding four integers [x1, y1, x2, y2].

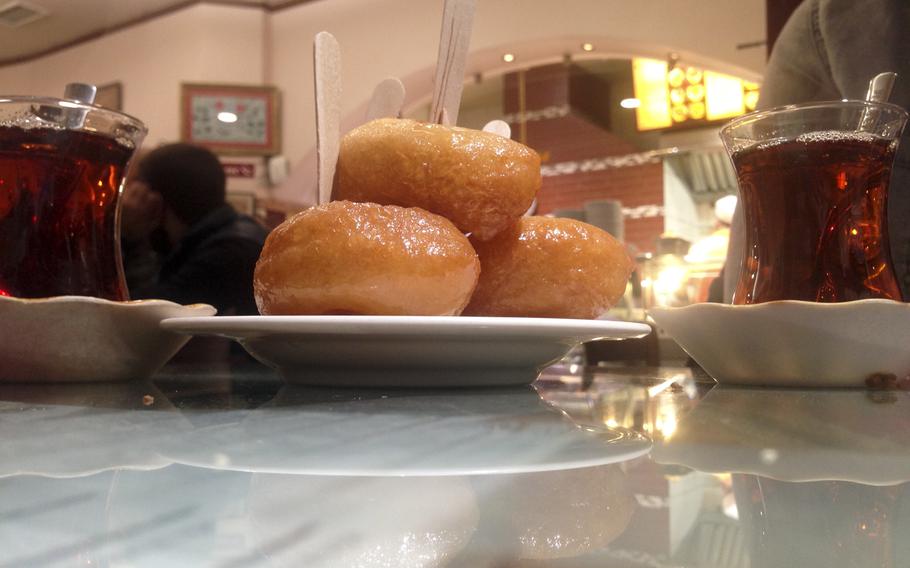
[[180, 83, 281, 156]]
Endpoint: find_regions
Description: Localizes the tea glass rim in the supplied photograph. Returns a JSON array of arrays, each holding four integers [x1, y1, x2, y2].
[[0, 94, 147, 135], [720, 99, 908, 137]]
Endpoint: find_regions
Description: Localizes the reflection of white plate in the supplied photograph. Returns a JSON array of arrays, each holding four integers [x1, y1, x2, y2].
[[0, 295, 215, 382], [161, 387, 651, 476], [652, 387, 910, 485], [649, 299, 910, 387], [161, 316, 651, 387]]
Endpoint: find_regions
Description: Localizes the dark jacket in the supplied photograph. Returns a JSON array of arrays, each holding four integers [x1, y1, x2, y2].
[[131, 204, 268, 315]]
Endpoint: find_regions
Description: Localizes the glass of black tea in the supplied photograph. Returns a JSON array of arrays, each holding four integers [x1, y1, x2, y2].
[[0, 97, 147, 300], [720, 100, 908, 304]]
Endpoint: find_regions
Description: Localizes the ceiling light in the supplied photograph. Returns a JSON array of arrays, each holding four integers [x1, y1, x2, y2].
[[620, 98, 641, 109], [581, 42, 594, 52], [502, 53, 515, 63], [217, 111, 238, 123]]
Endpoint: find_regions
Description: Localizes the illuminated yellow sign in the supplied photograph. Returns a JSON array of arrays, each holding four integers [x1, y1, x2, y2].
[[632, 58, 760, 131], [632, 59, 671, 130]]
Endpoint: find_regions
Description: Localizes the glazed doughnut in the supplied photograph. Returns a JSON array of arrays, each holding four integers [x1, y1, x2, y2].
[[333, 118, 541, 241], [463, 216, 632, 319], [254, 201, 479, 316]]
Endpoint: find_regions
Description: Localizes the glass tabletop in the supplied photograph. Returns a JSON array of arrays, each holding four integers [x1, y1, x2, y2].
[[1, 360, 908, 567]]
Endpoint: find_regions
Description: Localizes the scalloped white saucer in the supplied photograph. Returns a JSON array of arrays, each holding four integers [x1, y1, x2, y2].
[[649, 299, 910, 387], [161, 315, 652, 387], [0, 295, 215, 382]]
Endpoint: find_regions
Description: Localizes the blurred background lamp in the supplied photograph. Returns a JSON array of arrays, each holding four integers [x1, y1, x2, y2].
[[705, 71, 746, 120]]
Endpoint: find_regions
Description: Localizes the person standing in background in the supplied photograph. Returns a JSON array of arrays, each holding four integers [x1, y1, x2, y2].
[[723, 0, 910, 301]]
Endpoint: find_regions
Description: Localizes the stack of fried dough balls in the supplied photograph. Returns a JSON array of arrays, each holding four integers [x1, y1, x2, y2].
[[254, 117, 632, 318]]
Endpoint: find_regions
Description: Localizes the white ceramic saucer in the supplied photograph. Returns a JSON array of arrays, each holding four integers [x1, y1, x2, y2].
[[161, 315, 652, 387], [0, 295, 215, 382], [649, 299, 910, 387]]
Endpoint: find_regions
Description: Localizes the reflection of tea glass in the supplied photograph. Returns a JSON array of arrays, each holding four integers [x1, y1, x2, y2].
[[0, 92, 147, 300], [720, 101, 908, 304]]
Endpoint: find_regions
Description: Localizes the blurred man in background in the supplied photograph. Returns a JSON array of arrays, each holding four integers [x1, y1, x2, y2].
[[121, 143, 267, 315]]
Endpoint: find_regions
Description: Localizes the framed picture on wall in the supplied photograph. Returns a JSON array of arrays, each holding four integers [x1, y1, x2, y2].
[[180, 83, 281, 156]]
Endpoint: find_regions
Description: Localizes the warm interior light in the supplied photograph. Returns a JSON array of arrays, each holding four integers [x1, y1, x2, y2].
[[502, 53, 515, 63], [686, 84, 705, 102], [667, 67, 685, 88], [581, 42, 594, 52], [217, 111, 238, 123], [632, 57, 759, 130], [669, 88, 686, 105], [632, 58, 671, 130], [744, 91, 759, 110], [689, 101, 706, 120], [654, 265, 688, 296], [620, 98, 641, 109], [705, 71, 745, 120], [685, 67, 703, 84]]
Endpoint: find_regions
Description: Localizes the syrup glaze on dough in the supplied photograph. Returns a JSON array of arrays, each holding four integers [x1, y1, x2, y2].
[[334, 118, 541, 241], [463, 216, 633, 319], [254, 201, 480, 316]]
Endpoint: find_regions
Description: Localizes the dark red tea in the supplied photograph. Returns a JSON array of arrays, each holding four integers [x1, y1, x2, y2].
[[0, 126, 134, 300], [731, 131, 903, 304]]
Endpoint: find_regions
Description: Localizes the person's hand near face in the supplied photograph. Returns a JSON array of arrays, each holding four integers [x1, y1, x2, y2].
[[120, 180, 163, 244]]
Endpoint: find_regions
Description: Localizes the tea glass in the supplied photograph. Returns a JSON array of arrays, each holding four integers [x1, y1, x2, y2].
[[0, 97, 147, 301], [720, 100, 908, 304]]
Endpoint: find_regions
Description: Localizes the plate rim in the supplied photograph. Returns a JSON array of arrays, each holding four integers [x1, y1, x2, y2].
[[648, 297, 907, 316], [166, 429, 653, 477], [160, 315, 653, 340], [171, 443, 653, 477]]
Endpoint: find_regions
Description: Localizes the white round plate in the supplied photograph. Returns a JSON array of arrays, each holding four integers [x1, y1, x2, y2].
[[0, 296, 216, 382], [160, 315, 652, 387], [652, 387, 910, 485], [649, 299, 910, 387], [161, 387, 651, 476]]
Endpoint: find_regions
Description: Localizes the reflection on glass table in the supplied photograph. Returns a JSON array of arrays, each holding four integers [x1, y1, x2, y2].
[[0, 363, 908, 567]]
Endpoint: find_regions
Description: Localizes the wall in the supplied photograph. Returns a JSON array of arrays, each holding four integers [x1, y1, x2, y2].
[[268, 0, 766, 204], [499, 64, 665, 253], [0, 0, 765, 206], [0, 4, 266, 149]]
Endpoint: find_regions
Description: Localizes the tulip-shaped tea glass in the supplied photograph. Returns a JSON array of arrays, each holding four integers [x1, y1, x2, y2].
[[0, 96, 147, 300], [721, 100, 908, 304]]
